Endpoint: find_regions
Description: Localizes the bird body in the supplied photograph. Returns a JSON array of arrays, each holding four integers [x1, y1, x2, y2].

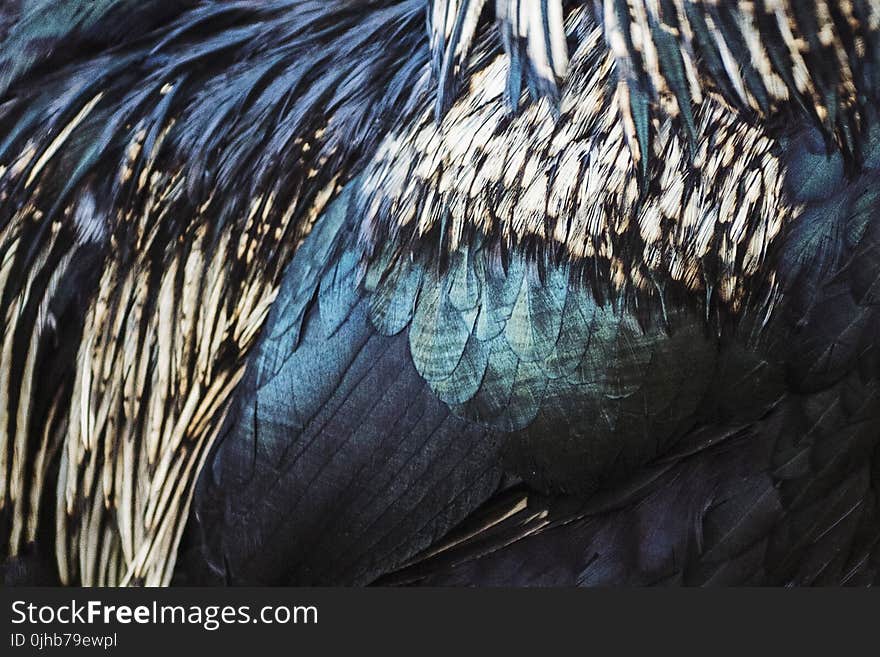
[[1, 0, 879, 586]]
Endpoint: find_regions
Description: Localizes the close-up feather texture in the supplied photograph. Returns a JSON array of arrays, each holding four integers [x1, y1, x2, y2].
[[0, 0, 879, 587]]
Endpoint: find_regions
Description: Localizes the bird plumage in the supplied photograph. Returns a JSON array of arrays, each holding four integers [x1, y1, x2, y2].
[[1, 0, 879, 586], [0, 0, 428, 584]]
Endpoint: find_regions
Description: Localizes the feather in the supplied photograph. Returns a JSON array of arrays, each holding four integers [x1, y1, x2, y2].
[[0, 0, 429, 585], [3, 0, 880, 589], [430, 0, 569, 117]]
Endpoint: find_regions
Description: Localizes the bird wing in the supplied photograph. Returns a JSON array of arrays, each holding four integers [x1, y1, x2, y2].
[[185, 2, 880, 584], [178, 180, 506, 585], [379, 111, 880, 587], [3, 0, 880, 586], [380, 364, 880, 586]]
